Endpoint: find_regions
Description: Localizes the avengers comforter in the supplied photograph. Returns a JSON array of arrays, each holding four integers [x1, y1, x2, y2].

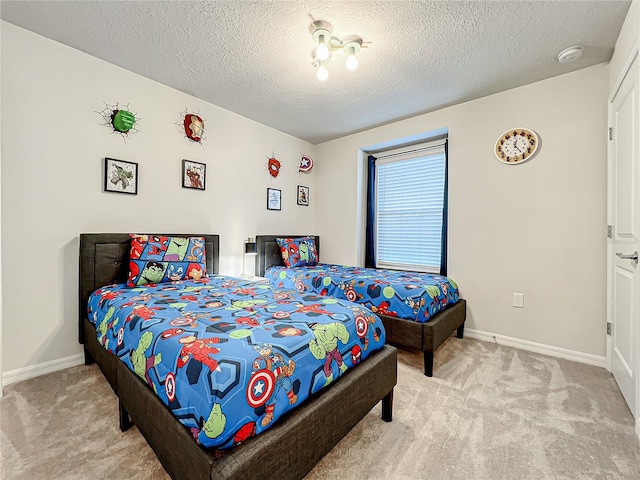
[[266, 264, 460, 323], [88, 275, 386, 449]]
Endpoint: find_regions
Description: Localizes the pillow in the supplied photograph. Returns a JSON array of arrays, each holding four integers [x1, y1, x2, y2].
[[127, 235, 207, 287], [276, 236, 318, 268]]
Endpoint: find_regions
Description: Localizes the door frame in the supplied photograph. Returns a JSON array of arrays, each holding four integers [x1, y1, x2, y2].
[[607, 41, 640, 440]]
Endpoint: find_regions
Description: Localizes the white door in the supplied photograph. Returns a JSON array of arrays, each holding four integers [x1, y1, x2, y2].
[[609, 52, 640, 418]]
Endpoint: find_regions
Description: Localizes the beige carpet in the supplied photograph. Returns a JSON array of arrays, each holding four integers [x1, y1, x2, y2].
[[2, 338, 640, 479]]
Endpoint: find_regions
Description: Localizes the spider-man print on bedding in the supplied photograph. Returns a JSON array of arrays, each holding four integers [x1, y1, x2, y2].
[[265, 264, 460, 323], [88, 275, 386, 450]]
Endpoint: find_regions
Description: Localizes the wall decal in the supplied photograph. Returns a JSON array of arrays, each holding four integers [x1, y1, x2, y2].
[[267, 155, 281, 178], [178, 108, 206, 144], [182, 159, 206, 190], [97, 102, 140, 142], [104, 157, 138, 195], [299, 154, 314, 173]]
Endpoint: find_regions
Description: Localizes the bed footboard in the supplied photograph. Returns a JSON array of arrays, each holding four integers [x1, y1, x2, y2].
[[84, 316, 397, 480], [116, 345, 397, 480]]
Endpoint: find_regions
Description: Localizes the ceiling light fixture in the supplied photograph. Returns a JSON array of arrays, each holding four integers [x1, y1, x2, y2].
[[310, 20, 365, 80], [344, 40, 361, 71], [557, 45, 583, 64], [313, 27, 331, 61], [317, 62, 329, 81]]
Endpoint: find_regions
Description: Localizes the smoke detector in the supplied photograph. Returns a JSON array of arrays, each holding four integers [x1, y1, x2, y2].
[[557, 45, 583, 64]]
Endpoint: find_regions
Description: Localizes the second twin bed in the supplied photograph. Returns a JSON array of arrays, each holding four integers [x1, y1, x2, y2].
[[255, 234, 467, 377]]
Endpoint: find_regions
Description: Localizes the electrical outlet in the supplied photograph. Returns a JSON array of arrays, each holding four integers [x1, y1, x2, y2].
[[512, 293, 524, 308]]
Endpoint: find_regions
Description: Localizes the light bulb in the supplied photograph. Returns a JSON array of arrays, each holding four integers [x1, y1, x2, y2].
[[316, 35, 330, 61], [317, 65, 329, 81], [346, 49, 358, 71]]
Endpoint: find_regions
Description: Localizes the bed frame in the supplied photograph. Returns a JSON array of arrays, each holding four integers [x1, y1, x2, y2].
[[255, 234, 466, 377], [79, 233, 397, 480]]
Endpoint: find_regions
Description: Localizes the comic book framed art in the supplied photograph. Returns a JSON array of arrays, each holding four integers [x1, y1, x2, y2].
[[267, 188, 281, 211], [297, 185, 309, 206], [104, 157, 138, 195], [182, 159, 206, 190]]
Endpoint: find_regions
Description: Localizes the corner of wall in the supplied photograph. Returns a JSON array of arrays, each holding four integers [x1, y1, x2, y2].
[[1, 18, 4, 398]]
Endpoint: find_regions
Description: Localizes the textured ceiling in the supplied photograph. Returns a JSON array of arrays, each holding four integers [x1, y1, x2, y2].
[[0, 0, 631, 144]]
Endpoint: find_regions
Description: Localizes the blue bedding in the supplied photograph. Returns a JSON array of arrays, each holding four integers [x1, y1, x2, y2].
[[87, 275, 386, 449], [265, 264, 459, 323]]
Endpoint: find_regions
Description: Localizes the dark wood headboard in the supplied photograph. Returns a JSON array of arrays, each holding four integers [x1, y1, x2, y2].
[[78, 233, 220, 343], [255, 235, 320, 277]]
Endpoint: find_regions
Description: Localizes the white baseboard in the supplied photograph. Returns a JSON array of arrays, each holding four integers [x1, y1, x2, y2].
[[0, 332, 611, 390], [1, 353, 85, 388], [465, 328, 607, 369]]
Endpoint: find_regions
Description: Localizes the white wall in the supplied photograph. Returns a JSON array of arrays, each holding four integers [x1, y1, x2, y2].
[[0, 19, 4, 394], [0, 22, 316, 374], [315, 65, 609, 357], [0, 19, 613, 376], [609, 0, 639, 91]]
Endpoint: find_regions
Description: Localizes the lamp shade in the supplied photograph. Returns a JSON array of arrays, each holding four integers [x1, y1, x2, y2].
[[245, 242, 257, 255]]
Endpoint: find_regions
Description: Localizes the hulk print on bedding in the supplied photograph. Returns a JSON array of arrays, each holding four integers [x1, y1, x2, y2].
[[87, 275, 386, 449], [265, 264, 459, 323]]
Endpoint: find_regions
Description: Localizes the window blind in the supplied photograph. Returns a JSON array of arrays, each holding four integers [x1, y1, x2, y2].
[[375, 144, 446, 273]]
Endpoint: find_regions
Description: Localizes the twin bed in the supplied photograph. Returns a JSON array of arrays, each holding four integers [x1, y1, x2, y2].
[[255, 235, 466, 377], [80, 232, 465, 478], [79, 233, 397, 480]]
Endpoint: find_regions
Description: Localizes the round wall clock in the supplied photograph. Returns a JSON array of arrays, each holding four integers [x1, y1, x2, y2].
[[494, 128, 539, 164]]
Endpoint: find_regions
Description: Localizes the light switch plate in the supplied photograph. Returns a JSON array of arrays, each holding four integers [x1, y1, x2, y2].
[[512, 293, 524, 308]]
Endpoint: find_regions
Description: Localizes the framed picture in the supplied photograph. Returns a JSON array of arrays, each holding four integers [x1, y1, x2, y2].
[[297, 185, 309, 206], [104, 157, 138, 195], [182, 159, 206, 190], [267, 188, 281, 211]]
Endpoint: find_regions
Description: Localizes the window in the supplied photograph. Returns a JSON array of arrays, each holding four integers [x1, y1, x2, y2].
[[367, 140, 447, 274]]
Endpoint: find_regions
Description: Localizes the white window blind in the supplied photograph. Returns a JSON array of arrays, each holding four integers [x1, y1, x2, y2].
[[375, 143, 446, 273]]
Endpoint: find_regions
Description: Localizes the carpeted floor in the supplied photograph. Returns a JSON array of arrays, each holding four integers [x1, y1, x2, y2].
[[2, 338, 640, 479]]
